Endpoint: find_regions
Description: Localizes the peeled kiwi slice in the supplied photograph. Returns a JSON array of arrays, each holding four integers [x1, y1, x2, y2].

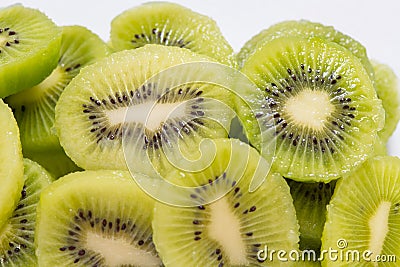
[[6, 25, 109, 177], [0, 158, 53, 265], [372, 60, 400, 141], [0, 4, 61, 97], [0, 99, 24, 229], [321, 156, 400, 266], [239, 36, 384, 181], [110, 2, 236, 67], [237, 20, 374, 80], [55, 44, 234, 172], [152, 138, 299, 266], [35, 170, 161, 266], [286, 178, 336, 253]]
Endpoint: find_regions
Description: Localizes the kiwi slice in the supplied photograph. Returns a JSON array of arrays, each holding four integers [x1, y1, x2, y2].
[[0, 158, 53, 265], [372, 60, 400, 141], [152, 138, 299, 266], [110, 2, 236, 67], [0, 4, 61, 97], [6, 25, 109, 176], [35, 170, 161, 266], [55, 44, 234, 172], [239, 36, 384, 181], [0, 99, 24, 229], [237, 20, 374, 80], [321, 156, 400, 266], [286, 178, 336, 253]]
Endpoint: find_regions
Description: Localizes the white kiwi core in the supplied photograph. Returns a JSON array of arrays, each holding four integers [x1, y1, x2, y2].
[[284, 89, 334, 130], [368, 201, 391, 258], [207, 198, 248, 265], [85, 231, 161, 267], [106, 101, 186, 132]]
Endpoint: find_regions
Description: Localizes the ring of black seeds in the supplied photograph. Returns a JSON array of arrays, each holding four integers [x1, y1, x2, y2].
[[0, 27, 20, 54], [83, 82, 206, 149], [131, 28, 190, 49], [258, 64, 355, 154]]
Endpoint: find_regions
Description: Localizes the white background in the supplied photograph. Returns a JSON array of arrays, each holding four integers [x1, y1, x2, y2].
[[3, 0, 400, 156]]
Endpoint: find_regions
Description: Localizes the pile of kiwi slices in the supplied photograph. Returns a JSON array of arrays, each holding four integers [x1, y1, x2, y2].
[[0, 2, 399, 266]]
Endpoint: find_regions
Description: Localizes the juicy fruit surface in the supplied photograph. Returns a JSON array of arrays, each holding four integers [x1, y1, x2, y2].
[[55, 44, 233, 171], [153, 138, 299, 266], [0, 4, 61, 97], [0, 158, 53, 266], [110, 2, 236, 67], [0, 99, 24, 229], [237, 20, 374, 80], [322, 156, 400, 266], [372, 61, 400, 141], [35, 170, 161, 266], [6, 25, 110, 152], [240, 36, 384, 181]]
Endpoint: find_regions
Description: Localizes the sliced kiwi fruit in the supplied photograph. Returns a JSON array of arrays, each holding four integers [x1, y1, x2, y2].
[[152, 138, 299, 266], [55, 44, 234, 172], [321, 156, 400, 266], [0, 99, 24, 229], [0, 158, 53, 266], [6, 25, 109, 177], [0, 4, 61, 97], [239, 36, 384, 181], [286, 178, 336, 253], [35, 170, 161, 266], [372, 60, 400, 142], [237, 20, 374, 80], [110, 1, 236, 67]]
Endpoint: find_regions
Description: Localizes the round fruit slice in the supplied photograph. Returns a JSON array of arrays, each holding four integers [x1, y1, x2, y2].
[[110, 2, 236, 67], [55, 45, 234, 172], [0, 99, 24, 229], [0, 158, 53, 265], [35, 170, 161, 266], [152, 138, 299, 266], [237, 20, 374, 80], [0, 4, 61, 97], [239, 36, 384, 181], [372, 60, 400, 141], [321, 156, 400, 266]]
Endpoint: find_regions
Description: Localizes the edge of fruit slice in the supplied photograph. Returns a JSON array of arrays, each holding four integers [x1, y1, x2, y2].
[[0, 99, 24, 228], [0, 4, 62, 97], [110, 1, 236, 67]]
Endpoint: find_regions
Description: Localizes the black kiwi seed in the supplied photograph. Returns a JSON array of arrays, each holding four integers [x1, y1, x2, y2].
[[0, 27, 20, 54]]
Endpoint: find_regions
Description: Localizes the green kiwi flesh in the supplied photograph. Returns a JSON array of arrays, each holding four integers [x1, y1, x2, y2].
[[35, 170, 161, 266], [153, 138, 299, 266], [0, 158, 53, 266], [110, 2, 236, 67], [286, 178, 336, 253], [6, 25, 110, 152], [0, 4, 61, 97], [237, 20, 374, 81], [55, 45, 234, 172], [372, 60, 400, 141], [321, 156, 400, 266], [0, 99, 24, 229], [239, 36, 384, 181]]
